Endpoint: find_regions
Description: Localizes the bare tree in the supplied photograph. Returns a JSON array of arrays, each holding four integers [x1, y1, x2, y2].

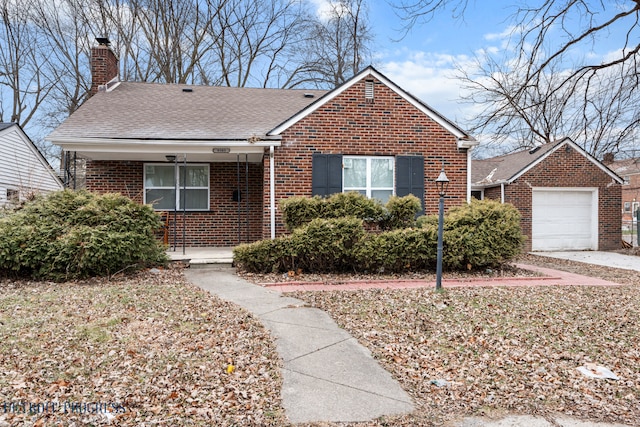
[[1, 0, 374, 156], [298, 0, 373, 88], [396, 1, 640, 157], [0, 0, 54, 127], [207, 0, 312, 88]]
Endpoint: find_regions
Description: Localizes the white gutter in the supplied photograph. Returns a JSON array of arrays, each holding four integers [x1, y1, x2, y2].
[[49, 137, 282, 146], [270, 146, 276, 239]]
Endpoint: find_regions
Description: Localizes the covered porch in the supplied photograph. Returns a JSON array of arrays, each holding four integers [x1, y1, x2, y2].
[[55, 140, 281, 247]]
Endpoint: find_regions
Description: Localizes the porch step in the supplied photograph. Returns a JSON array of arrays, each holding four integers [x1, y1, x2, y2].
[[166, 247, 235, 268]]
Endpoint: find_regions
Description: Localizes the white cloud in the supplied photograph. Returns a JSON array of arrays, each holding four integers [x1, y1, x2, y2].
[[379, 51, 477, 124], [309, 0, 349, 21]]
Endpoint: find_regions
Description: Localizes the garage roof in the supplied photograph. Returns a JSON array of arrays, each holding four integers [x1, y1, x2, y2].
[[473, 138, 623, 187]]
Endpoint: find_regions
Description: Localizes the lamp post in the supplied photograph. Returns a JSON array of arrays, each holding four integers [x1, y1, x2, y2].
[[435, 166, 449, 291]]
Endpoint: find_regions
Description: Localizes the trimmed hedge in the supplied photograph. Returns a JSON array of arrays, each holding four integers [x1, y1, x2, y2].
[[353, 227, 438, 272], [280, 192, 421, 231], [234, 217, 365, 273], [0, 190, 168, 281], [234, 198, 524, 274], [441, 199, 525, 270]]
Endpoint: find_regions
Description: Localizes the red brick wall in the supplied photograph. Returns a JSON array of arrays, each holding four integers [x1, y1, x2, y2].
[[483, 146, 621, 251], [90, 45, 118, 95], [86, 160, 263, 246], [263, 77, 470, 238], [621, 173, 640, 222]]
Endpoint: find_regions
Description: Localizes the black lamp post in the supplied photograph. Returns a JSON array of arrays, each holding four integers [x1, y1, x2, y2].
[[435, 166, 449, 291]]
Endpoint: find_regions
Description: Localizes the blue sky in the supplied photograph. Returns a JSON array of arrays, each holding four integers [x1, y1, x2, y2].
[[365, 1, 628, 133], [369, 1, 512, 125]]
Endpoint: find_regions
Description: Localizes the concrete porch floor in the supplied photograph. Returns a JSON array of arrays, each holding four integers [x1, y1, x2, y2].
[[166, 247, 234, 266]]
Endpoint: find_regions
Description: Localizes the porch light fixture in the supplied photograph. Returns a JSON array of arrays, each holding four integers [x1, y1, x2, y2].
[[165, 155, 176, 162], [435, 166, 449, 291]]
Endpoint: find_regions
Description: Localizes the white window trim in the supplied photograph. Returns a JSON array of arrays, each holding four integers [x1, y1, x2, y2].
[[144, 163, 210, 211], [342, 155, 395, 200]]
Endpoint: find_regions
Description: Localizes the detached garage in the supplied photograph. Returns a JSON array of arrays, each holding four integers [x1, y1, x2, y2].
[[473, 138, 622, 252]]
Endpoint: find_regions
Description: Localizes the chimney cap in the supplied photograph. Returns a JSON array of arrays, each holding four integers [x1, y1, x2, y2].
[[96, 37, 111, 46]]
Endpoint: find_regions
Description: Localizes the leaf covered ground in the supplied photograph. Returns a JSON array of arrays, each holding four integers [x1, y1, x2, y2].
[[290, 255, 640, 426], [0, 267, 286, 426], [1, 255, 639, 426]]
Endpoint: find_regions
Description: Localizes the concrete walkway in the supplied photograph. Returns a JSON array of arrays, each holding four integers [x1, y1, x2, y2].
[[534, 250, 640, 272], [184, 267, 413, 424], [183, 252, 638, 426]]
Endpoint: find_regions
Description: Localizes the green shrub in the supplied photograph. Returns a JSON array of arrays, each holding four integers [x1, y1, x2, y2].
[[322, 192, 386, 223], [416, 214, 437, 228], [382, 194, 422, 230], [233, 236, 297, 273], [291, 217, 365, 272], [233, 217, 365, 273], [280, 196, 324, 231], [354, 226, 437, 272], [0, 190, 168, 281], [442, 199, 524, 270], [235, 198, 524, 274], [280, 192, 418, 230]]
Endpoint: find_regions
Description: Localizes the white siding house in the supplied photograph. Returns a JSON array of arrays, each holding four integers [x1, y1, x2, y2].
[[0, 123, 63, 206]]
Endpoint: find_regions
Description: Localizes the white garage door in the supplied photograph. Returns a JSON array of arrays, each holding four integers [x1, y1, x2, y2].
[[531, 189, 597, 251]]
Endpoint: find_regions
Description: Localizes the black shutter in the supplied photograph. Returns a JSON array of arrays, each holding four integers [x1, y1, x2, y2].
[[396, 156, 424, 215], [312, 154, 343, 197]]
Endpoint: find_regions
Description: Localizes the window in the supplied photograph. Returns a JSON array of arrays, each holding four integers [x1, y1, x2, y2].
[[6, 189, 18, 202], [343, 156, 394, 203], [144, 164, 209, 210], [471, 190, 483, 200], [624, 176, 630, 185], [624, 202, 631, 212]]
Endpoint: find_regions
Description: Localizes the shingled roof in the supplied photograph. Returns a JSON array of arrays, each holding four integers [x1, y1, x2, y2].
[[472, 138, 622, 187], [48, 82, 327, 142], [608, 157, 640, 177]]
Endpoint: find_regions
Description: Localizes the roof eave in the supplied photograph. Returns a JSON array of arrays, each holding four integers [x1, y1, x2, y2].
[[457, 137, 479, 149]]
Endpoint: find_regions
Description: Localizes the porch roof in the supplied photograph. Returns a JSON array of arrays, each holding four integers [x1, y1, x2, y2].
[[47, 82, 327, 161]]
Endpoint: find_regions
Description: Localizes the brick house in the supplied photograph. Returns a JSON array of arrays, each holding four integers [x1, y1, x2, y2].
[[47, 39, 478, 247], [604, 155, 640, 225], [472, 138, 622, 251]]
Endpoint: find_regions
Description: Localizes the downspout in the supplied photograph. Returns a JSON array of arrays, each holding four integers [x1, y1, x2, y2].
[[466, 147, 473, 203], [501, 182, 505, 203], [269, 146, 275, 239]]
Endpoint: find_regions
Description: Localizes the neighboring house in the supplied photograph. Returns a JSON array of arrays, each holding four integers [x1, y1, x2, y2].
[[604, 155, 640, 224], [472, 138, 622, 252], [0, 123, 63, 206], [47, 39, 478, 247]]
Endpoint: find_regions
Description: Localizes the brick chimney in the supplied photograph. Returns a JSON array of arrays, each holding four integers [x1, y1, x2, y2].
[[602, 152, 615, 165], [90, 37, 118, 96]]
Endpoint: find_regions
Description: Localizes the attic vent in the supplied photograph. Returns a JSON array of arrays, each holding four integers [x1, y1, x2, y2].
[[365, 80, 374, 102], [304, 93, 315, 98], [182, 88, 193, 93], [529, 146, 541, 154]]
